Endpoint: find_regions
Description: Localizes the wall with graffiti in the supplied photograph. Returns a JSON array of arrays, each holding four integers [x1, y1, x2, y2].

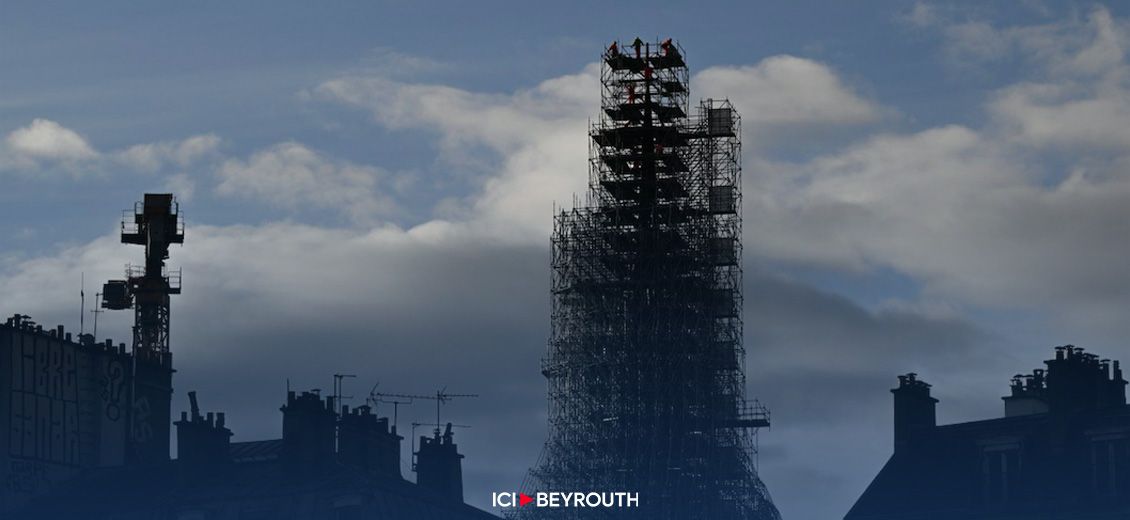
[[0, 322, 170, 511]]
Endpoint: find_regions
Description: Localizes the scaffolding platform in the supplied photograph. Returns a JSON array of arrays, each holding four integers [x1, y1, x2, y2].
[[516, 38, 778, 520]]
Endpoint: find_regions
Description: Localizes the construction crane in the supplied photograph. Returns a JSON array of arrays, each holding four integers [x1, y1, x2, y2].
[[100, 194, 184, 355], [93, 194, 184, 466]]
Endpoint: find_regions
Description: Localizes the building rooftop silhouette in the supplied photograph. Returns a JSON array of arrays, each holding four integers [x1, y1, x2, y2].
[[0, 194, 496, 519], [847, 345, 1130, 520], [11, 388, 495, 519]]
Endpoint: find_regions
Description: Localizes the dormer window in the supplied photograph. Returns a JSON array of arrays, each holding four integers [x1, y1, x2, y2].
[[980, 439, 1022, 504], [1090, 434, 1130, 497], [333, 495, 364, 520]]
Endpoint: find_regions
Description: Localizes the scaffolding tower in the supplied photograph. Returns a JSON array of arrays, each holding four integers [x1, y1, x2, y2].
[[515, 39, 780, 520]]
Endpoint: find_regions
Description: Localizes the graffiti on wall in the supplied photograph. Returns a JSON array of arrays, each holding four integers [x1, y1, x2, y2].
[[99, 359, 126, 422], [130, 395, 152, 445], [97, 357, 128, 465], [8, 335, 79, 466], [4, 460, 47, 495]]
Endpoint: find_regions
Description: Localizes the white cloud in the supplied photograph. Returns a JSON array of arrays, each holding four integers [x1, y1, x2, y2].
[[745, 124, 1130, 337], [317, 55, 883, 239], [118, 134, 221, 172], [991, 81, 1130, 150], [982, 8, 1130, 151], [4, 118, 98, 163], [1, 120, 222, 180], [164, 173, 196, 202], [694, 56, 882, 131], [312, 40, 1130, 339], [316, 64, 599, 239], [941, 21, 1015, 64], [918, 4, 1127, 78], [354, 47, 450, 79], [720, 6, 1130, 335], [216, 142, 394, 223], [903, 2, 940, 28], [317, 64, 599, 154]]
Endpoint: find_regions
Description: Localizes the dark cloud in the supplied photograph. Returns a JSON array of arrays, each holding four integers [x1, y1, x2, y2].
[[741, 271, 1016, 519], [0, 224, 1017, 517]]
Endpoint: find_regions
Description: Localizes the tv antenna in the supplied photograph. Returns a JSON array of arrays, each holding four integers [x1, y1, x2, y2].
[[90, 292, 104, 338], [332, 374, 356, 412], [80, 272, 85, 335], [367, 383, 412, 432], [371, 388, 477, 436]]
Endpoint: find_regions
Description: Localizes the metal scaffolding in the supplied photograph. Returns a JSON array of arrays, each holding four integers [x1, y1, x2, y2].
[[515, 39, 780, 519]]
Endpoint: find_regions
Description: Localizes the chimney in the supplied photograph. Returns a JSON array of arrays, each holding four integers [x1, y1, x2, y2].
[[281, 391, 336, 468], [1114, 361, 1128, 404], [891, 373, 937, 452], [1042, 345, 1129, 412], [175, 392, 232, 472], [1003, 369, 1050, 418], [338, 405, 403, 477], [415, 423, 464, 502]]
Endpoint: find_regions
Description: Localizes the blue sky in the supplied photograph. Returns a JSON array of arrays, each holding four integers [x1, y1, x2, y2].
[[4, 2, 1130, 518]]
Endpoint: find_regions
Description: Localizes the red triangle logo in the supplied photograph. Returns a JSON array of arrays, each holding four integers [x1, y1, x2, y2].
[[519, 492, 533, 507]]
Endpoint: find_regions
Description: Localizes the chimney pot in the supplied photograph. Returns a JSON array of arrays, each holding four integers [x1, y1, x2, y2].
[[415, 425, 465, 502], [891, 373, 938, 452]]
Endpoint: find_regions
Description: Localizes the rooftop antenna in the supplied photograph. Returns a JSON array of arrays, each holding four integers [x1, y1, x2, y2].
[[332, 373, 356, 413], [372, 391, 435, 425], [378, 397, 411, 433], [433, 387, 478, 436], [365, 382, 409, 433], [90, 292, 104, 339], [80, 272, 85, 335], [365, 382, 380, 408], [371, 388, 478, 436]]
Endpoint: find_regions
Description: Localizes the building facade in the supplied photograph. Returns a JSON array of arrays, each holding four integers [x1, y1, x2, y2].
[[0, 315, 170, 512], [847, 346, 1130, 520], [17, 389, 494, 520]]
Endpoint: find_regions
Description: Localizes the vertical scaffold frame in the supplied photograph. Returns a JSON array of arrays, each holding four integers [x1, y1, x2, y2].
[[518, 40, 779, 520]]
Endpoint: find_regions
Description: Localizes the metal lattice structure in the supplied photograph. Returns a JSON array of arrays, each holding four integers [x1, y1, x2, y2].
[[100, 193, 183, 464], [515, 40, 780, 520], [102, 194, 184, 359]]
